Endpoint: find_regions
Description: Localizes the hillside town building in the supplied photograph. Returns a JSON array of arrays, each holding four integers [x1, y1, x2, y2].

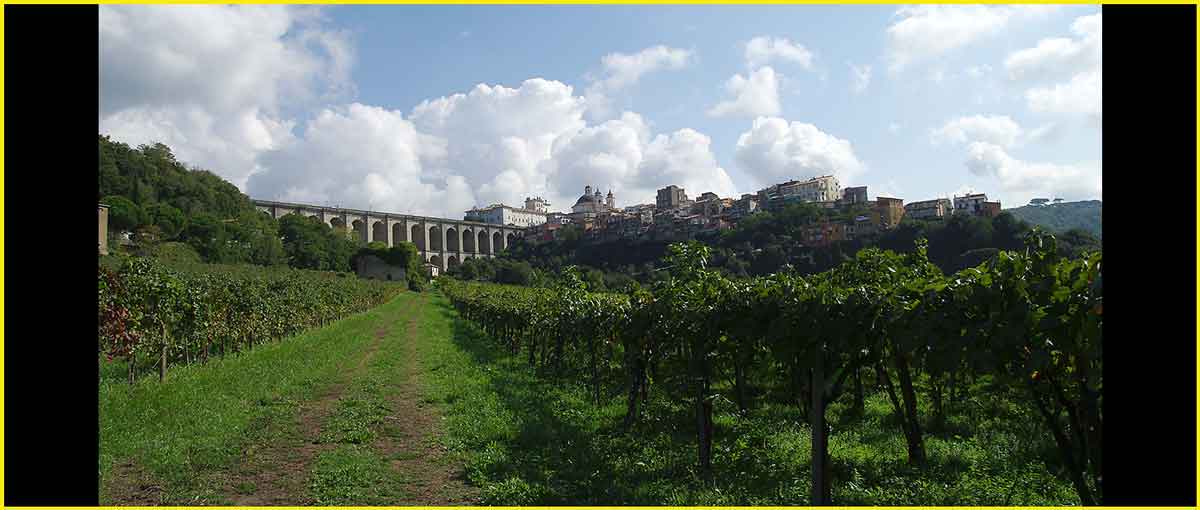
[[953, 193, 1001, 218], [758, 175, 842, 210], [656, 185, 690, 210], [465, 201, 548, 227], [841, 186, 868, 206], [874, 197, 905, 229], [507, 177, 1001, 249], [571, 185, 617, 221], [905, 198, 953, 220]]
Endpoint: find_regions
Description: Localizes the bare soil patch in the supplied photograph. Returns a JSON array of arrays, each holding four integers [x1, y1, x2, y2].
[[103, 460, 166, 506], [374, 294, 480, 505], [220, 321, 394, 506]]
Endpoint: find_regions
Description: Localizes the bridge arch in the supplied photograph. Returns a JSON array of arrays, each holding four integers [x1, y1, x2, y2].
[[463, 228, 475, 252], [446, 227, 459, 252], [392, 223, 405, 245], [330, 217, 345, 230], [429, 225, 443, 251], [351, 219, 367, 242], [410, 224, 425, 250], [478, 230, 490, 255], [372, 220, 387, 244]]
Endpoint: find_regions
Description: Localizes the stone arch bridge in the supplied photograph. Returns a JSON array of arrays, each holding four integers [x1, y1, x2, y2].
[[252, 199, 523, 272]]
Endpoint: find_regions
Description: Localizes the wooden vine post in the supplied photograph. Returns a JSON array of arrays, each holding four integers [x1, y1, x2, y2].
[[810, 342, 828, 505]]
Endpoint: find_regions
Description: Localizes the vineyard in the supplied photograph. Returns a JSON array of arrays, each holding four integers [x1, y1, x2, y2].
[[438, 231, 1102, 505], [98, 257, 404, 383]]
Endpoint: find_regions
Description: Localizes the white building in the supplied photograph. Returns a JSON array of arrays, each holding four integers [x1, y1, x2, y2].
[[465, 203, 548, 227], [524, 196, 550, 213], [758, 175, 842, 207], [953, 193, 989, 215]]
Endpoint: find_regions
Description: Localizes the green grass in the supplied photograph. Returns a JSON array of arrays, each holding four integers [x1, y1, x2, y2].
[[308, 445, 408, 505], [318, 396, 390, 444], [305, 296, 418, 504], [99, 291, 418, 505], [414, 291, 1079, 505]]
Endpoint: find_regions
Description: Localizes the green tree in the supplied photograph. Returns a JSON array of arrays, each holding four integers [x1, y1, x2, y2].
[[992, 212, 1030, 251], [184, 213, 226, 262], [145, 203, 187, 240], [228, 210, 287, 266], [102, 195, 146, 233], [279, 214, 332, 270], [496, 259, 534, 286], [1057, 228, 1101, 259]]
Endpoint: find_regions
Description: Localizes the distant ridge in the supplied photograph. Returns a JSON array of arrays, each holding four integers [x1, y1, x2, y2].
[[1004, 200, 1102, 239]]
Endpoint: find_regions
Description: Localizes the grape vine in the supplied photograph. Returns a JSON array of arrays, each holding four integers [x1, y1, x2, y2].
[[439, 230, 1102, 505], [98, 258, 403, 383]]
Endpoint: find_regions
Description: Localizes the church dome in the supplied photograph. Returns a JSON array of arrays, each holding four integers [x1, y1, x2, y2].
[[575, 192, 600, 206]]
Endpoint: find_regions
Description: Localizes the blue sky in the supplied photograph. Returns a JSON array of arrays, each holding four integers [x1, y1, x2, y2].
[[99, 4, 1101, 218]]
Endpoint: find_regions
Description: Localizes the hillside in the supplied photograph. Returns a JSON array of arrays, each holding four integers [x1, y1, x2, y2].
[[1004, 200, 1102, 239], [99, 135, 370, 271]]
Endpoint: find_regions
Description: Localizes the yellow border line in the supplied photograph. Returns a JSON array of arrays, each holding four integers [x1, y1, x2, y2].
[[0, 1, 1165, 508], [1, 3, 7, 508]]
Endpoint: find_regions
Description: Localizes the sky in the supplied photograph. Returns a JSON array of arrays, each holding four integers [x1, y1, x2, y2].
[[99, 4, 1102, 219]]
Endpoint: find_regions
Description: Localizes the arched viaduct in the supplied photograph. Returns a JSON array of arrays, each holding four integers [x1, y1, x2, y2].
[[252, 199, 523, 272]]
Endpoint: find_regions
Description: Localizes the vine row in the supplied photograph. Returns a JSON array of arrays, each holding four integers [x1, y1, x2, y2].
[[438, 231, 1102, 505]]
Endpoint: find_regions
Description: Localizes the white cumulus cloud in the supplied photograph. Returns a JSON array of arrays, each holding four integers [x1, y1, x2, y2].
[[1006, 13, 1102, 123], [99, 5, 353, 189], [707, 66, 781, 118], [1005, 13, 1101, 82], [931, 115, 1023, 148], [542, 112, 736, 206], [745, 36, 814, 69], [964, 141, 1101, 202], [585, 45, 694, 120], [885, 5, 1058, 73], [597, 45, 694, 91], [1026, 69, 1101, 121], [734, 116, 866, 186], [244, 77, 736, 218], [249, 103, 459, 215]]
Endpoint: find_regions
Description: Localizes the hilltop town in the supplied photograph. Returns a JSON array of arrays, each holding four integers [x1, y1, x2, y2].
[[464, 176, 1005, 248]]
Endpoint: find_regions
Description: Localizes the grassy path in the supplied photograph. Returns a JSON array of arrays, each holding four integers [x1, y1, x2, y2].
[[99, 290, 479, 506], [219, 301, 403, 505]]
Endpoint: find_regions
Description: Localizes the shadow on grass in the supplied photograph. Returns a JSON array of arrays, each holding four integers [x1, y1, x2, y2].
[[433, 303, 820, 504], [428, 298, 1074, 506], [440, 307, 635, 503]]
